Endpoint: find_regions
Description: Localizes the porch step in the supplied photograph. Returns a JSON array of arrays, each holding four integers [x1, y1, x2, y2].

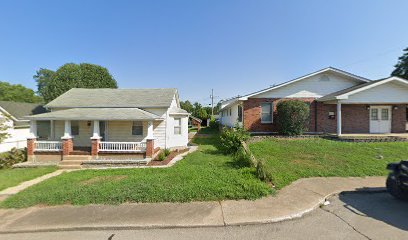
[[59, 164, 82, 170], [63, 155, 91, 161]]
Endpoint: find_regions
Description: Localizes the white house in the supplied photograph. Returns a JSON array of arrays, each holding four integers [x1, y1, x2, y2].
[[0, 101, 46, 153], [24, 88, 189, 166]]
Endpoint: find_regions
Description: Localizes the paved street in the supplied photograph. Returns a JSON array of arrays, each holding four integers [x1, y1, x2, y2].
[[2, 192, 407, 240]]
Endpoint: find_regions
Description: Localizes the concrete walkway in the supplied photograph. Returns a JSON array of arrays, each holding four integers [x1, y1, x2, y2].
[[0, 176, 385, 233], [0, 170, 66, 198]]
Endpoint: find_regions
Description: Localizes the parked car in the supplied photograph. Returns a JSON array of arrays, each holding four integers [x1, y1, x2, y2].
[[386, 160, 408, 200]]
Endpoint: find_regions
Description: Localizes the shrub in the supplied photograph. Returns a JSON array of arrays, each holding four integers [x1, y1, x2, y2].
[[163, 148, 171, 157], [209, 116, 219, 129], [157, 151, 166, 161], [219, 126, 250, 154], [233, 146, 254, 168], [256, 158, 272, 183], [276, 100, 310, 136], [0, 148, 27, 169]]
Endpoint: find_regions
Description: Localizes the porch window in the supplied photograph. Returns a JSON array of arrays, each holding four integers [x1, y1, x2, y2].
[[381, 109, 389, 120], [174, 118, 181, 135], [71, 121, 79, 136], [238, 105, 243, 122], [261, 103, 273, 123], [132, 121, 143, 136]]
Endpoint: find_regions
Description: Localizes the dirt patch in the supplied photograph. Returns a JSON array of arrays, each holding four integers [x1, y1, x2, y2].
[[80, 175, 128, 185], [148, 149, 189, 166]]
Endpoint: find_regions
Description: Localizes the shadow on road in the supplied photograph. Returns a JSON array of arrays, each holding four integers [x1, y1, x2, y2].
[[339, 190, 408, 231]]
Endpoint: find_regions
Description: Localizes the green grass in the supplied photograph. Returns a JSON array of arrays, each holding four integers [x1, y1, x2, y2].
[[0, 167, 57, 191], [249, 138, 408, 189], [197, 127, 219, 134], [1, 135, 271, 208]]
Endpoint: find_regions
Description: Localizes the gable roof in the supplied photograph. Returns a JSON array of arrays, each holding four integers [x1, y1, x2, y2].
[[237, 67, 370, 101], [45, 88, 178, 108], [220, 67, 370, 110], [0, 101, 46, 121], [25, 108, 162, 121], [317, 76, 408, 102]]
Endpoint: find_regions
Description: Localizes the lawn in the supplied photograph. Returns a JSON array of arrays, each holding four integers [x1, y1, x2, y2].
[[249, 138, 408, 189], [1, 135, 271, 208], [0, 167, 57, 191]]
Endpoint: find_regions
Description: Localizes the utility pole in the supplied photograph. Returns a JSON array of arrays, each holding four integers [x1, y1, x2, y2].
[[210, 89, 214, 116]]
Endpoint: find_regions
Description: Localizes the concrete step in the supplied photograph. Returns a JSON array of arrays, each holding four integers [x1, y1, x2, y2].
[[59, 160, 84, 165], [59, 165, 82, 169], [63, 155, 91, 160]]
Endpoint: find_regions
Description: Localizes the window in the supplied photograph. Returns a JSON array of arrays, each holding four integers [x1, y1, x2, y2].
[[71, 121, 79, 135], [229, 108, 232, 116], [174, 118, 181, 135], [132, 121, 143, 136], [381, 109, 389, 120], [238, 105, 243, 122], [261, 103, 273, 123], [371, 109, 378, 120]]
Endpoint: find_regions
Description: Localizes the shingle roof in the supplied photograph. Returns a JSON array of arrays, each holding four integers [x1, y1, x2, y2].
[[317, 80, 382, 102], [25, 108, 162, 121], [0, 101, 46, 120], [169, 108, 189, 115], [45, 88, 178, 108]]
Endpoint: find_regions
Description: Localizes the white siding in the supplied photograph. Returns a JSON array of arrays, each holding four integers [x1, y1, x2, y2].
[[0, 113, 29, 152], [166, 115, 188, 149], [143, 108, 167, 149], [253, 73, 363, 99], [343, 81, 408, 104], [220, 102, 242, 128]]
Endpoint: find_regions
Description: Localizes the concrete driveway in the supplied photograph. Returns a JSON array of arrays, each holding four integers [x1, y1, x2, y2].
[[2, 192, 407, 240]]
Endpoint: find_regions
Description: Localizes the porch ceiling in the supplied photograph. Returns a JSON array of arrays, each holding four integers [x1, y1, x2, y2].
[[24, 108, 163, 121]]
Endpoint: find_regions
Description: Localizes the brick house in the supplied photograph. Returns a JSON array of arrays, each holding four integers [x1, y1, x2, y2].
[[24, 88, 189, 168], [220, 67, 408, 135]]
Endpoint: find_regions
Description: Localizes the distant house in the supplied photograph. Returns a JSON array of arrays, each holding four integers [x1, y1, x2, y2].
[[220, 67, 408, 135], [189, 116, 202, 130], [0, 101, 46, 152], [24, 88, 189, 166]]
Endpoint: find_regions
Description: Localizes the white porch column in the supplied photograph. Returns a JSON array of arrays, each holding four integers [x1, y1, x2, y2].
[[91, 120, 100, 139], [147, 121, 154, 139], [50, 120, 54, 140], [28, 120, 37, 139], [337, 102, 342, 136], [62, 120, 72, 139]]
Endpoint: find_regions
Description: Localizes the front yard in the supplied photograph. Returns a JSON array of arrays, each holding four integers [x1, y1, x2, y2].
[[0, 167, 57, 191], [1, 135, 271, 208], [249, 138, 408, 189]]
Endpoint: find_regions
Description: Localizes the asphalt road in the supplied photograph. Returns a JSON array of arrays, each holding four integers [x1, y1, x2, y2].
[[2, 192, 407, 240]]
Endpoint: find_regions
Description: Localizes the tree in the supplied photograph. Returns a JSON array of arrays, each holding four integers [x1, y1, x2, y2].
[[391, 47, 408, 79], [180, 100, 194, 113], [276, 100, 310, 136], [0, 82, 42, 103], [0, 118, 9, 144], [34, 63, 118, 103]]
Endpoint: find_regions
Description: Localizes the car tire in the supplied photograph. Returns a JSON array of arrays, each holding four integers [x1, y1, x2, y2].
[[386, 173, 408, 201]]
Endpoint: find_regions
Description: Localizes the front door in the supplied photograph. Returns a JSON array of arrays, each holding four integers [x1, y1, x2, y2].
[[369, 106, 392, 133]]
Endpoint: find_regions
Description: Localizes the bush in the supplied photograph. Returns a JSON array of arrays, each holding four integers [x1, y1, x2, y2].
[[276, 100, 310, 136], [233, 146, 254, 168], [219, 126, 250, 154], [163, 148, 171, 157], [157, 151, 166, 161], [209, 116, 219, 129], [0, 148, 27, 169], [256, 158, 272, 183]]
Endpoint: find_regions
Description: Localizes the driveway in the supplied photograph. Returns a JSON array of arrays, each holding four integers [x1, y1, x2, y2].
[[2, 192, 407, 240]]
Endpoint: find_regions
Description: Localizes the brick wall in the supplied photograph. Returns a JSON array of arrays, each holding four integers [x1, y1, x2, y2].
[[243, 98, 316, 132], [243, 98, 407, 134]]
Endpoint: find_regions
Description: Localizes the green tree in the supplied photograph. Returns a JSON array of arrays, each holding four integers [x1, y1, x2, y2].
[[34, 63, 118, 103], [392, 47, 408, 79], [0, 82, 42, 103], [180, 100, 194, 113]]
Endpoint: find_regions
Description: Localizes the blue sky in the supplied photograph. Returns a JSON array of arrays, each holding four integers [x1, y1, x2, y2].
[[0, 0, 407, 105]]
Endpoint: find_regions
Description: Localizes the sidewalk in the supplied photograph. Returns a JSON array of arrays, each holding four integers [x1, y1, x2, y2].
[[0, 176, 385, 233]]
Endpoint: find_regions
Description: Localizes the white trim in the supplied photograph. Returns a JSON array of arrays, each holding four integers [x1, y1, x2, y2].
[[336, 77, 408, 100], [0, 106, 19, 122]]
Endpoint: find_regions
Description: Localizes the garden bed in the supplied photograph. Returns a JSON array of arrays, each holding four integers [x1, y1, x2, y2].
[[147, 149, 189, 166]]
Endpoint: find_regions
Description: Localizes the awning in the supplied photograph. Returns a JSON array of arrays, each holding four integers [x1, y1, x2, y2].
[[24, 108, 163, 121]]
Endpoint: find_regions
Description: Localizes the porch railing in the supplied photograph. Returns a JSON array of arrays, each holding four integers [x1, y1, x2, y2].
[[98, 141, 146, 152], [35, 141, 62, 152]]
